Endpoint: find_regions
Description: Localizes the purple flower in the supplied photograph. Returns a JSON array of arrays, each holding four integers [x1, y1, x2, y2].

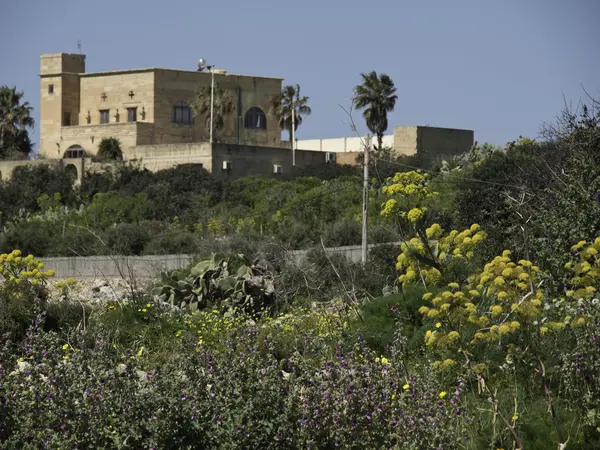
[[390, 305, 398, 312]]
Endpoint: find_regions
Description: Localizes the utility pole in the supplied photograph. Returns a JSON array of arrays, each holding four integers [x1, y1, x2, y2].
[[291, 107, 296, 166], [361, 134, 370, 263], [209, 65, 215, 145]]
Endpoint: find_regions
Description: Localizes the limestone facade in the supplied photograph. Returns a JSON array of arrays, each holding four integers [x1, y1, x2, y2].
[[39, 53, 283, 160]]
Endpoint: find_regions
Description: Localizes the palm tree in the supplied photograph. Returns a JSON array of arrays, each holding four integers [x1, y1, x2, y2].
[[353, 71, 397, 151], [190, 83, 235, 142], [0, 86, 34, 158], [270, 84, 311, 142]]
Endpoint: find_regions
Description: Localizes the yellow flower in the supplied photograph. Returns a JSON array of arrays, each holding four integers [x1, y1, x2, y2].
[[438, 391, 447, 399], [493, 276, 506, 286], [447, 331, 460, 341], [512, 414, 519, 422], [62, 344, 69, 350], [406, 207, 425, 223], [490, 305, 503, 317], [435, 322, 442, 328], [142, 308, 147, 313], [403, 383, 410, 390], [146, 303, 151, 308]]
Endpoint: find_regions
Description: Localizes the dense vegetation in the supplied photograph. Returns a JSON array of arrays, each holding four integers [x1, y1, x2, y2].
[[0, 160, 409, 256], [2, 77, 600, 448]]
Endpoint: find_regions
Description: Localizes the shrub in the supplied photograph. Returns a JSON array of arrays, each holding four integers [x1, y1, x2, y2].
[[152, 253, 276, 316], [101, 222, 151, 255], [0, 310, 470, 449], [96, 137, 123, 160], [0, 250, 54, 339]]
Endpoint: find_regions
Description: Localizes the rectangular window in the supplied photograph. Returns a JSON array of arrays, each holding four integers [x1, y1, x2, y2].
[[127, 107, 137, 123], [48, 84, 54, 94], [63, 112, 71, 126], [99, 110, 110, 124]]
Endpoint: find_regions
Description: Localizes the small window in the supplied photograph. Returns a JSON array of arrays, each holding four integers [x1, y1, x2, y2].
[[99, 110, 110, 124], [172, 102, 193, 124], [63, 112, 71, 126], [127, 107, 137, 123], [48, 84, 54, 94], [244, 107, 267, 130]]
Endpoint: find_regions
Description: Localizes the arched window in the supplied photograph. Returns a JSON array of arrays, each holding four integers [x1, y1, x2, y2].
[[244, 107, 267, 130], [63, 145, 87, 159], [173, 101, 193, 124]]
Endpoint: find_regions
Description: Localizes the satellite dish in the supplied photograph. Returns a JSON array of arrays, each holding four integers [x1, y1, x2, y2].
[[197, 59, 206, 72]]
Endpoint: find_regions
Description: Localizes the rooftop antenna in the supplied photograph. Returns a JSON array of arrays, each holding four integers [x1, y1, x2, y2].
[[76, 40, 82, 53]]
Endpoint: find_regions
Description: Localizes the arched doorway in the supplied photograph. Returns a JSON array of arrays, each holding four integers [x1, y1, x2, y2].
[[64, 164, 78, 181]]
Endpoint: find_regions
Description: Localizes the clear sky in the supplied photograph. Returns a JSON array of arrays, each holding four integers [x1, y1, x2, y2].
[[1, 0, 599, 150]]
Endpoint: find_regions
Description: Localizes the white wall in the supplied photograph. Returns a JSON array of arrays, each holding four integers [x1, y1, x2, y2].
[[295, 134, 394, 152]]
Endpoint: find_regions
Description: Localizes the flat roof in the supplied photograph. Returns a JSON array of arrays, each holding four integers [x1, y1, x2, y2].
[[40, 66, 282, 81]]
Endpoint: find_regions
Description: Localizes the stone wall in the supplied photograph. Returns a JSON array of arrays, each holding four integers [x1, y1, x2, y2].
[[212, 144, 325, 180], [41, 242, 399, 279], [153, 69, 282, 147], [61, 123, 154, 157], [0, 158, 85, 183], [392, 126, 419, 156], [79, 70, 155, 136], [131, 142, 213, 172], [417, 126, 474, 166]]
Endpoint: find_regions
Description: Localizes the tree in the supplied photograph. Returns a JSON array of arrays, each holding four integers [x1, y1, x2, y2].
[[0, 86, 34, 159], [353, 71, 397, 151], [270, 84, 311, 141], [96, 137, 123, 160], [190, 83, 235, 142]]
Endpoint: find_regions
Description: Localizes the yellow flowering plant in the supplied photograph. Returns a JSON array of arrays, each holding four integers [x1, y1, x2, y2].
[[380, 171, 437, 225], [381, 171, 486, 288], [0, 250, 55, 339], [420, 249, 547, 377], [394, 223, 487, 288], [416, 238, 600, 449]]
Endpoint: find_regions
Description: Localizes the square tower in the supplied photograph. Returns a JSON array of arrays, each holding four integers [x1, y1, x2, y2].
[[39, 53, 85, 158]]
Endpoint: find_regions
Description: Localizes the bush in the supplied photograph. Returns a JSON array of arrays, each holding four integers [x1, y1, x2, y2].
[[101, 222, 151, 255], [0, 250, 54, 339], [95, 137, 123, 160], [0, 309, 470, 449]]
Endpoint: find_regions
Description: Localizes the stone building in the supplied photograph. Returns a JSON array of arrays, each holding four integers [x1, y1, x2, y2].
[[39, 53, 286, 160], [14, 52, 474, 182], [293, 126, 474, 168]]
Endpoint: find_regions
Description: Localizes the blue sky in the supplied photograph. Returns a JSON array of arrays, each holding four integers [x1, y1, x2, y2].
[[1, 0, 599, 150]]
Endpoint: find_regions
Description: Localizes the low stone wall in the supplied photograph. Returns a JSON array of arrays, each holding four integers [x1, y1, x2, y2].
[[42, 242, 400, 280], [43, 254, 196, 279]]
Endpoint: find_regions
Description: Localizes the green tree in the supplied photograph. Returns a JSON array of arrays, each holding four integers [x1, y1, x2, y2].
[[190, 83, 235, 142], [96, 137, 123, 160], [0, 86, 34, 159], [353, 71, 397, 151], [270, 84, 311, 141]]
